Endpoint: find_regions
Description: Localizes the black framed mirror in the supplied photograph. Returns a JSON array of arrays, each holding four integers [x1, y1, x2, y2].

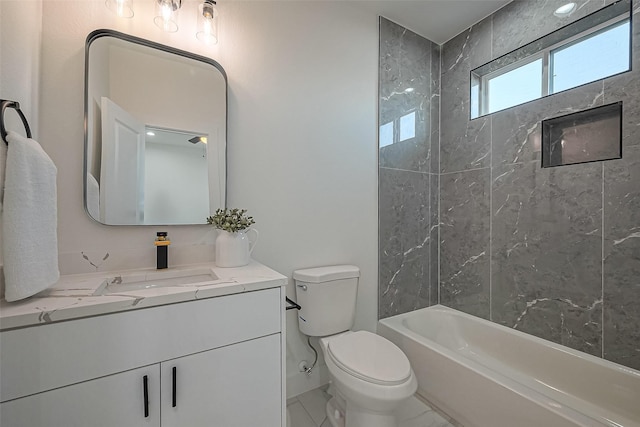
[[84, 29, 227, 225]]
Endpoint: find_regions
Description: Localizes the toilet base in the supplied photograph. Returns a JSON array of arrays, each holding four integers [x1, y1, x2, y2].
[[325, 397, 345, 427], [325, 396, 399, 427]]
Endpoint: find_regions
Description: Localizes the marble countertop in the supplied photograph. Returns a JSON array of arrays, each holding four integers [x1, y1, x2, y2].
[[0, 260, 287, 331]]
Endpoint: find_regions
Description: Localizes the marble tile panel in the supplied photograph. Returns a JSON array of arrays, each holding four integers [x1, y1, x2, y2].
[[603, 70, 640, 148], [492, 0, 608, 59], [603, 145, 640, 370], [439, 114, 490, 174], [601, 0, 640, 149], [292, 387, 457, 427], [441, 17, 492, 76], [491, 161, 603, 356], [400, 412, 455, 427], [379, 17, 434, 173], [441, 19, 492, 173], [395, 396, 455, 427], [379, 168, 431, 319], [439, 168, 490, 319], [430, 173, 440, 305], [296, 387, 329, 426], [379, 138, 430, 174], [491, 81, 605, 166], [395, 396, 434, 424], [288, 401, 316, 427], [430, 43, 441, 175]]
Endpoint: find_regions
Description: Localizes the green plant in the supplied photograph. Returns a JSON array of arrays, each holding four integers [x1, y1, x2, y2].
[[207, 208, 255, 232]]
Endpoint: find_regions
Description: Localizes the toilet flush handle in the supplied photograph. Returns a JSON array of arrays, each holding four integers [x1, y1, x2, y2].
[[296, 283, 308, 291]]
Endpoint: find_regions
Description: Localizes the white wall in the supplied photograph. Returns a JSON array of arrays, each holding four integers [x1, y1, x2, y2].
[[145, 142, 209, 224], [0, 0, 43, 269], [5, 0, 379, 397]]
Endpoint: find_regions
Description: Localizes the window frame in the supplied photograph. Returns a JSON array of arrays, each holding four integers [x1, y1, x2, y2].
[[548, 16, 630, 94], [473, 13, 630, 118], [480, 52, 546, 116]]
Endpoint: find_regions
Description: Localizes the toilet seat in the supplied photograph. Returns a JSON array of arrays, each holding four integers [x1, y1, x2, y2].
[[327, 331, 412, 386]]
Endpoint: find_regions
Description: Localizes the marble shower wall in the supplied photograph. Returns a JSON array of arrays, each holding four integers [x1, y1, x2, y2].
[[439, 0, 640, 369], [378, 18, 440, 319]]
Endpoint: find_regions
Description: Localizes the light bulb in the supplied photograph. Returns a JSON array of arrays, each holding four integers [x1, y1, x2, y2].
[[162, 3, 171, 21], [197, 1, 218, 44], [116, 0, 125, 16], [154, 0, 180, 33]]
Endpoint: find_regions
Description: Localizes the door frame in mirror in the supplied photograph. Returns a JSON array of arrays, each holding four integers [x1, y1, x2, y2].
[[83, 29, 227, 226]]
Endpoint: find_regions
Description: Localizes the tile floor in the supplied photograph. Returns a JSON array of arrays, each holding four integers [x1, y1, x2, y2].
[[287, 386, 456, 427]]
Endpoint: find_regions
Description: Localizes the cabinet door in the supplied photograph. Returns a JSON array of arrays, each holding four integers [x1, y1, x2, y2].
[[162, 333, 281, 427], [0, 365, 160, 427]]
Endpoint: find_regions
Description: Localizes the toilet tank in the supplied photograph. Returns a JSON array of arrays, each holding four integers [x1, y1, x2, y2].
[[294, 265, 359, 337]]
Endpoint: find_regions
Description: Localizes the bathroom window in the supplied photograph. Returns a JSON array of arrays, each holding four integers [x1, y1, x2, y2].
[[483, 57, 544, 115], [550, 20, 630, 93], [471, 0, 631, 118]]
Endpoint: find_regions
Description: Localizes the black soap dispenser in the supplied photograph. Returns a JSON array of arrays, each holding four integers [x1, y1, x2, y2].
[[155, 232, 170, 269]]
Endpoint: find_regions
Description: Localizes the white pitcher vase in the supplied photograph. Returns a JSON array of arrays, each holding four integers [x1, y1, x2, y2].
[[215, 229, 259, 268]]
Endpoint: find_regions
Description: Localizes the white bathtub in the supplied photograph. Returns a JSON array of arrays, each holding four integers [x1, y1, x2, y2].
[[378, 305, 640, 427]]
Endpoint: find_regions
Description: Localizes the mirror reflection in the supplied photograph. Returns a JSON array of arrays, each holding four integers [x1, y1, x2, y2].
[[84, 30, 227, 225]]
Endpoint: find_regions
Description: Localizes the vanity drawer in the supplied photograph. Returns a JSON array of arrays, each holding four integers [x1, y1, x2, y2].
[[0, 287, 281, 402]]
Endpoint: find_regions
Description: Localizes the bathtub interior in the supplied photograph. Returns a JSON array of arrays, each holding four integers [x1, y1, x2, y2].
[[381, 305, 640, 426]]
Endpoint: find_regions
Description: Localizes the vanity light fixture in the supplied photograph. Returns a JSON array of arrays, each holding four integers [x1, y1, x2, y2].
[[554, 2, 577, 17], [154, 0, 182, 33], [105, 0, 134, 18], [197, 0, 219, 44]]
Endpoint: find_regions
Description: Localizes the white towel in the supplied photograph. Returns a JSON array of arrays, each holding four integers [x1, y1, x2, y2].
[[86, 173, 100, 221], [3, 131, 59, 301], [0, 136, 7, 211]]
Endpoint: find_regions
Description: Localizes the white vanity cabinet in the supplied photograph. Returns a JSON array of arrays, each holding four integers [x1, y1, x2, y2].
[[160, 333, 281, 426], [0, 286, 285, 427], [0, 365, 162, 427]]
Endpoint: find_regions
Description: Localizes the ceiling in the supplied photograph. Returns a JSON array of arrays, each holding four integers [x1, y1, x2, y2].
[[356, 0, 512, 45], [146, 127, 207, 149]]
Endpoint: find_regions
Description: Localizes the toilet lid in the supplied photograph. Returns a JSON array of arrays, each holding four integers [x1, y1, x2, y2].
[[327, 331, 412, 386]]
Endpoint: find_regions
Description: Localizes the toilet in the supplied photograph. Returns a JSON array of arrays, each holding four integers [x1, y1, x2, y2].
[[294, 265, 417, 427]]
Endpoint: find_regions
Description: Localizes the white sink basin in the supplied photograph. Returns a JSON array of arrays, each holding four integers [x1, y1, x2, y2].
[[93, 268, 220, 295]]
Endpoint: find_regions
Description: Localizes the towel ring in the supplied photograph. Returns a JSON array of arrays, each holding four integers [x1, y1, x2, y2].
[[1, 99, 33, 145]]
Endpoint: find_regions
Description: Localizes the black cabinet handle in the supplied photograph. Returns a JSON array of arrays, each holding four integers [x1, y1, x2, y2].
[[172, 367, 177, 407], [143, 375, 149, 418]]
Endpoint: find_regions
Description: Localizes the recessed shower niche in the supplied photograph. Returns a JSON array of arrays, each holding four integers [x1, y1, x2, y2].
[[541, 102, 622, 168]]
